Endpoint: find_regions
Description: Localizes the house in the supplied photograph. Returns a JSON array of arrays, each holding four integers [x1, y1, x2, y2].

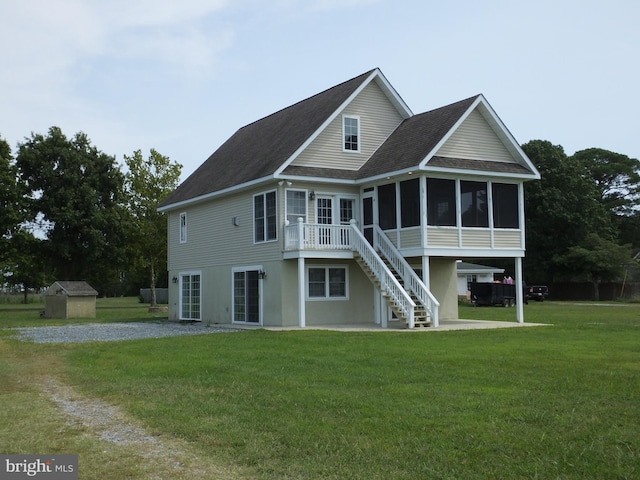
[[44, 281, 98, 319], [158, 68, 540, 328], [456, 261, 505, 297]]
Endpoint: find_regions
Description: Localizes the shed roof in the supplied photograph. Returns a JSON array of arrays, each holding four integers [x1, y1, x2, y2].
[[47, 281, 98, 297]]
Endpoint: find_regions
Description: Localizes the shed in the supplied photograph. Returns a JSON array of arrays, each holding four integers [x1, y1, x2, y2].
[[44, 281, 98, 319], [456, 262, 505, 296]]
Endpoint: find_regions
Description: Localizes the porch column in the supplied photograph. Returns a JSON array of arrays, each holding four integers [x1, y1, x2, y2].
[[515, 257, 524, 323], [298, 257, 306, 328]]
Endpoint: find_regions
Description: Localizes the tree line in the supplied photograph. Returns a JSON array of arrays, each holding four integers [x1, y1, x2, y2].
[[1, 129, 639, 302], [0, 127, 181, 304]]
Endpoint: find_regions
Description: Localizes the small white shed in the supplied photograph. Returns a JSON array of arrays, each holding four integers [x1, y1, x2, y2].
[[44, 281, 98, 319], [456, 262, 505, 296]]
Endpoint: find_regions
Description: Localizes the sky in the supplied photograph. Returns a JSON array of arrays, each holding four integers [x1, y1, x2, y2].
[[1, 0, 639, 181]]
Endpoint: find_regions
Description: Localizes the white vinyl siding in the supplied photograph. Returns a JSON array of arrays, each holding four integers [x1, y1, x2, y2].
[[291, 81, 404, 170], [436, 109, 515, 162]]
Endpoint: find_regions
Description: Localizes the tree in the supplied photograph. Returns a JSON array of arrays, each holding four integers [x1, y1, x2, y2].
[[3, 229, 50, 303], [124, 149, 182, 308], [522, 140, 614, 283], [16, 127, 128, 292], [0, 136, 23, 255], [553, 233, 630, 300], [570, 148, 640, 215]]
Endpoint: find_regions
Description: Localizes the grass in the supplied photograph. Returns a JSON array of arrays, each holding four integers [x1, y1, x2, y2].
[[1, 300, 639, 479]]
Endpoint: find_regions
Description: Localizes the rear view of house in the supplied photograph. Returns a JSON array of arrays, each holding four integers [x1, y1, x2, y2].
[[158, 68, 540, 328]]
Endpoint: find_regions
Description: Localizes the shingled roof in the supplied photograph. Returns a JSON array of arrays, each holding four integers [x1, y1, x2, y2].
[[159, 69, 377, 208]]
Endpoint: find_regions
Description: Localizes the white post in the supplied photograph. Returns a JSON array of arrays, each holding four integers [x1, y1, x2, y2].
[[297, 217, 304, 249], [515, 257, 524, 324], [298, 257, 306, 328]]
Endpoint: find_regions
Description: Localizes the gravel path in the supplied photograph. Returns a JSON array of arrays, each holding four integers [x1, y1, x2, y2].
[[10, 322, 244, 344]]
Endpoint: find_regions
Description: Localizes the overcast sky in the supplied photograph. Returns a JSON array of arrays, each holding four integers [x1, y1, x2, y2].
[[1, 0, 638, 180]]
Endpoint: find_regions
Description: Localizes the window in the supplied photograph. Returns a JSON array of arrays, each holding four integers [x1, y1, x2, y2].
[[427, 178, 456, 226], [339, 198, 355, 225], [254, 191, 277, 242], [466, 274, 478, 291], [400, 178, 420, 227], [460, 181, 488, 227], [180, 272, 200, 320], [492, 183, 519, 228], [233, 269, 260, 323], [343, 116, 360, 152], [286, 190, 306, 225], [179, 212, 187, 243], [307, 266, 348, 299], [378, 183, 397, 230]]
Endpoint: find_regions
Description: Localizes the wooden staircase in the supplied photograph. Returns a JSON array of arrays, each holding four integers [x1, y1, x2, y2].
[[354, 253, 431, 328]]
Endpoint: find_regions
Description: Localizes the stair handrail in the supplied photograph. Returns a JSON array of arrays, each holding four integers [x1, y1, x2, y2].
[[373, 226, 440, 327], [349, 222, 415, 327]]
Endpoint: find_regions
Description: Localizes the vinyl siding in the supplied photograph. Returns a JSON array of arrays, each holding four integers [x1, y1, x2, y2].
[[461, 229, 491, 248], [426, 227, 458, 247], [494, 230, 523, 249], [168, 187, 283, 271], [399, 228, 421, 249], [436, 109, 514, 162], [291, 82, 404, 170]]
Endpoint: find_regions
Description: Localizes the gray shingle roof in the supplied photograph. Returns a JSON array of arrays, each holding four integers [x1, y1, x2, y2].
[[159, 69, 376, 208], [48, 281, 98, 296]]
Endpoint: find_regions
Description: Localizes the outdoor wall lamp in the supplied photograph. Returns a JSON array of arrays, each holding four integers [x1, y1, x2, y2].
[[172, 276, 178, 284], [258, 270, 267, 279], [309, 190, 315, 201]]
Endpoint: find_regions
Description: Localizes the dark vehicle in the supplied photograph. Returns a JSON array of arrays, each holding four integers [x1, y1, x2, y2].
[[526, 285, 549, 301], [470, 282, 516, 307]]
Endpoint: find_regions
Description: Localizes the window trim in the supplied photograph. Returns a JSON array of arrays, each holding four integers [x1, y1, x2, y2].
[[342, 115, 361, 153], [253, 190, 278, 243], [306, 265, 349, 301], [179, 212, 187, 244]]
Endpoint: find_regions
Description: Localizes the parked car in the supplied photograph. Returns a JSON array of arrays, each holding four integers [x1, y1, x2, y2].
[[526, 285, 549, 301]]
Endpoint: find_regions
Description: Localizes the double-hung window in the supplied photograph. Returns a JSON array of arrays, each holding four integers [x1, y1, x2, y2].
[[286, 190, 307, 225], [307, 266, 348, 299], [254, 190, 277, 243], [343, 116, 360, 152]]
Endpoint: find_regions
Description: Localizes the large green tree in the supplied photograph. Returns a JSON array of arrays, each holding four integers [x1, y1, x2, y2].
[[16, 127, 128, 293], [570, 148, 640, 215], [522, 140, 615, 283], [0, 136, 23, 250], [124, 149, 182, 307]]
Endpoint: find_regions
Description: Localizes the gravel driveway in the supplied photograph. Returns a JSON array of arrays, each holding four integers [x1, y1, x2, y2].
[[10, 322, 243, 344]]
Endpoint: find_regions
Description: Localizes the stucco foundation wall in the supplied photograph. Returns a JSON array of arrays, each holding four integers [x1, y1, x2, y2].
[[430, 258, 459, 320]]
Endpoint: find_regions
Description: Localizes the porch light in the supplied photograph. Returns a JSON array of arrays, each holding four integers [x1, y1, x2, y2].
[[309, 191, 315, 201], [172, 276, 178, 284], [258, 270, 267, 279]]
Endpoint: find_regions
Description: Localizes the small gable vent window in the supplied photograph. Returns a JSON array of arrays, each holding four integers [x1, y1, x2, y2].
[[179, 212, 187, 243], [343, 116, 360, 152]]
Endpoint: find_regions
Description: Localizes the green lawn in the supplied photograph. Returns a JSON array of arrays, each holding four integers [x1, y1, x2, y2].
[[1, 300, 639, 479]]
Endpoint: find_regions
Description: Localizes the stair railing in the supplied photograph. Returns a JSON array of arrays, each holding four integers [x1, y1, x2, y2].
[[373, 226, 440, 327], [349, 222, 415, 327]]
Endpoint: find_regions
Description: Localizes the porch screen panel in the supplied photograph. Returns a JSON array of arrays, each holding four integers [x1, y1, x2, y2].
[[492, 183, 519, 228], [427, 178, 456, 226], [378, 183, 397, 230], [461, 180, 488, 227], [400, 178, 420, 227]]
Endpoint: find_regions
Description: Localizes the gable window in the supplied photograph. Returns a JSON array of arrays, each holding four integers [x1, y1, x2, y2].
[[492, 183, 519, 228], [461, 181, 488, 228], [378, 183, 397, 230], [179, 212, 187, 243], [307, 266, 348, 300], [180, 272, 200, 320], [343, 116, 360, 152], [400, 178, 420, 227], [254, 190, 277, 243], [427, 178, 456, 226], [286, 190, 307, 224]]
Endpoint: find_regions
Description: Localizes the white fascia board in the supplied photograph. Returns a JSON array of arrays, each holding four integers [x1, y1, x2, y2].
[[422, 165, 540, 181], [355, 166, 421, 185], [157, 175, 276, 212], [279, 174, 358, 185], [275, 69, 412, 177]]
